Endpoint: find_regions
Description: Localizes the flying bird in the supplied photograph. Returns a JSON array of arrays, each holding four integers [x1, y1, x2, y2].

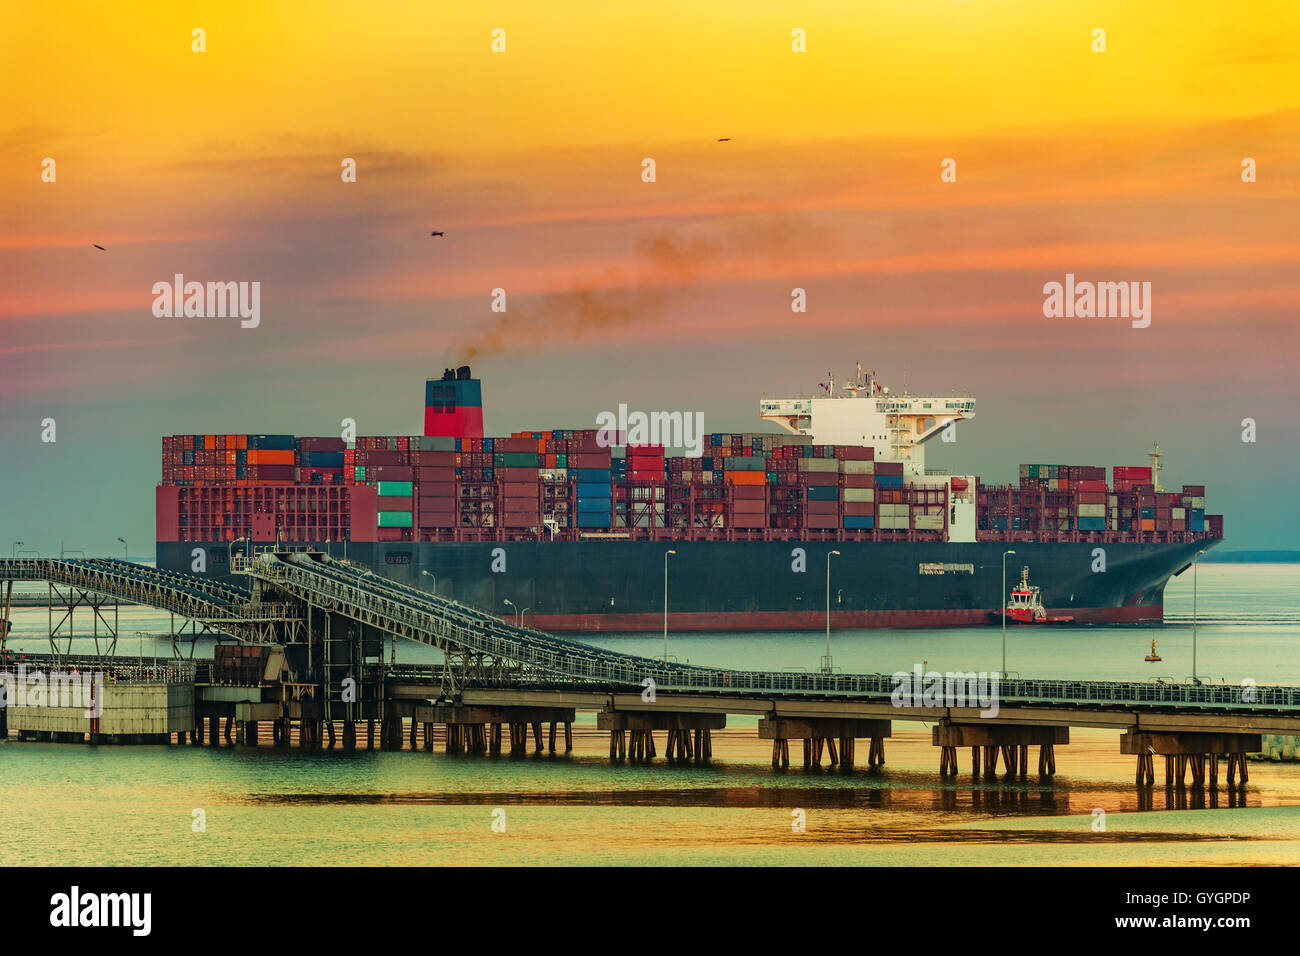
[[430, 231, 444, 237], [716, 137, 730, 142], [92, 244, 105, 250]]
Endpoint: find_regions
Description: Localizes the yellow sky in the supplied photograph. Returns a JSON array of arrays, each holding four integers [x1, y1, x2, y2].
[[3, 0, 1298, 172]]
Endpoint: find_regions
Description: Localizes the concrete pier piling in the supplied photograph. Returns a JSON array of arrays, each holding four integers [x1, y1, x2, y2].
[[598, 710, 725, 764], [417, 704, 576, 758], [933, 722, 1067, 777], [1122, 731, 1259, 791], [759, 717, 890, 771]]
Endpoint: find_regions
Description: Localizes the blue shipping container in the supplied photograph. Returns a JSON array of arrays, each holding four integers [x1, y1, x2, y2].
[[806, 485, 839, 501], [301, 452, 345, 468], [576, 482, 611, 498], [875, 475, 904, 489], [573, 469, 612, 483], [1078, 516, 1106, 531], [843, 516, 874, 530]]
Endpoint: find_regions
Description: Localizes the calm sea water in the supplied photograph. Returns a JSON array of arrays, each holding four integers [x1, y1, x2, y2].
[[2, 563, 1298, 866]]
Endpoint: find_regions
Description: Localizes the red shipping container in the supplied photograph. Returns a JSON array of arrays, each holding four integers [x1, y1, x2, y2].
[[415, 451, 457, 467], [731, 499, 766, 515], [419, 482, 456, 498], [806, 501, 839, 515], [805, 514, 839, 529], [843, 502, 874, 516], [498, 467, 539, 480], [802, 472, 838, 486], [569, 452, 612, 468], [731, 485, 765, 499], [732, 514, 766, 528], [503, 482, 538, 498], [834, 446, 874, 460], [841, 475, 875, 488]]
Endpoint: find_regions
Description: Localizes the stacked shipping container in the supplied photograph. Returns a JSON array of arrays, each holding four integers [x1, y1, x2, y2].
[[162, 432, 1221, 546]]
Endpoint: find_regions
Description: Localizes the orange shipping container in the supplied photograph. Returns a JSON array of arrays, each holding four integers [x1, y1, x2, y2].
[[247, 449, 295, 466], [725, 470, 765, 485], [205, 435, 216, 450]]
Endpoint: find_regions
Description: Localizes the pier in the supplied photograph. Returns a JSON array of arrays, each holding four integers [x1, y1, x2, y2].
[[2, 554, 1298, 793]]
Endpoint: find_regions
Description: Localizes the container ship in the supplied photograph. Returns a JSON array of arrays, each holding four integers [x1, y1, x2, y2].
[[156, 365, 1223, 631]]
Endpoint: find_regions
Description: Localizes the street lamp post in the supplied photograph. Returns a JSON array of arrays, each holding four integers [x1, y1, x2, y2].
[[11, 542, 23, 558], [823, 550, 841, 674], [520, 607, 531, 629], [1192, 548, 1207, 683], [421, 570, 436, 595], [663, 549, 677, 663], [1001, 550, 1016, 675], [228, 537, 245, 571], [503, 598, 519, 627], [116, 537, 128, 560]]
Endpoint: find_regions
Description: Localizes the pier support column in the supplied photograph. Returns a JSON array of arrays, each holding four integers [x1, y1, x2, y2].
[[416, 705, 577, 758], [933, 722, 1068, 778], [760, 717, 891, 772], [1121, 731, 1260, 791], [367, 719, 375, 750], [223, 716, 233, 744], [410, 717, 417, 751], [208, 715, 220, 747], [600, 710, 726, 764], [343, 720, 357, 750], [246, 721, 258, 747]]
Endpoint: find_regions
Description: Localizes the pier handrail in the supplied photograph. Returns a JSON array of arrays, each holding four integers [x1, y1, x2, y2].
[[233, 552, 1300, 711]]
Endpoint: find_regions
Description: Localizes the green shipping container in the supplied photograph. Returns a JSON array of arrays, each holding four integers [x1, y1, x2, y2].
[[377, 481, 414, 497], [354, 465, 366, 480], [377, 511, 413, 528], [501, 452, 540, 467]]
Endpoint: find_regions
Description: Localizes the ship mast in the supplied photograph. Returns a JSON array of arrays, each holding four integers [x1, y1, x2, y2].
[[1148, 442, 1163, 493]]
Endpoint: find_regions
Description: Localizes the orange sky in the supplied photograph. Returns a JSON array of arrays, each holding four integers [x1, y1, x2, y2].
[[1, 1, 1298, 549]]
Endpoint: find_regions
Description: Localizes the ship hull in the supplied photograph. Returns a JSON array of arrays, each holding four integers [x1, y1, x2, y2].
[[160, 538, 1214, 632]]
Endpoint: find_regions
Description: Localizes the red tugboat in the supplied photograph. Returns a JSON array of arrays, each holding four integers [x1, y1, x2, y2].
[[990, 568, 1076, 625]]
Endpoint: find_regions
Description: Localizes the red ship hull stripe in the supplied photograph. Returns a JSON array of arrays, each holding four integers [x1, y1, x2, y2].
[[518, 605, 1161, 633]]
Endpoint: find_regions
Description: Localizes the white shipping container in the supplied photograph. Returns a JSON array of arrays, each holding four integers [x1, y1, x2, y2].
[[843, 488, 875, 503], [913, 514, 944, 530], [1078, 503, 1105, 517], [1172, 507, 1185, 519], [839, 460, 875, 474]]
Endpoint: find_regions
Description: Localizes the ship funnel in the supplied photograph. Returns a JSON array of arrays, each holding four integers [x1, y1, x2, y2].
[[425, 366, 484, 438]]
